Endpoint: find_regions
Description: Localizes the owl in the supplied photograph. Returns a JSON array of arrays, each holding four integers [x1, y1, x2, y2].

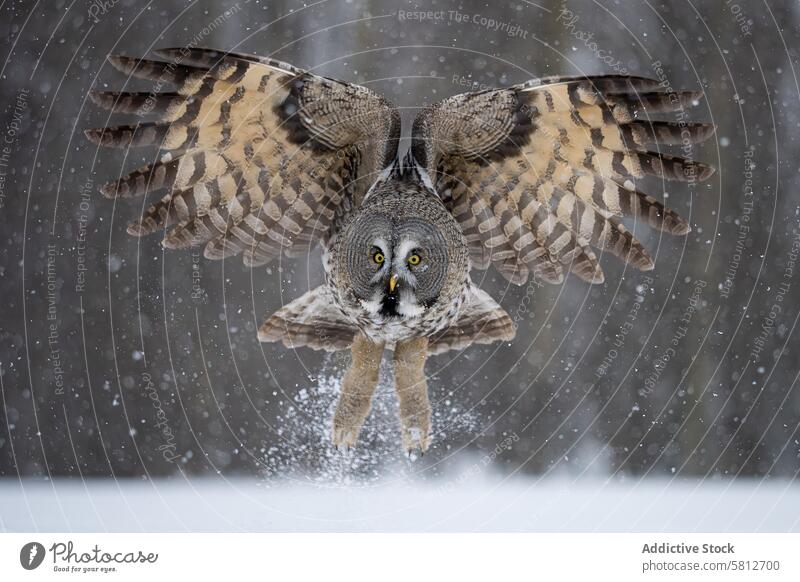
[[86, 47, 714, 454]]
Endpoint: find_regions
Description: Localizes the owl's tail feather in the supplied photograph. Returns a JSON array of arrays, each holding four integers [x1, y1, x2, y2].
[[427, 285, 516, 355], [259, 284, 515, 355], [258, 286, 357, 352]]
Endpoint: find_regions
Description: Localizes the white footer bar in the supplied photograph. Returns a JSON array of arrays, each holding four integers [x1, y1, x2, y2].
[[1, 533, 798, 581]]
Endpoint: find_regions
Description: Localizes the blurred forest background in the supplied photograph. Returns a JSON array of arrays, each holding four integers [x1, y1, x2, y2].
[[1, 0, 799, 485]]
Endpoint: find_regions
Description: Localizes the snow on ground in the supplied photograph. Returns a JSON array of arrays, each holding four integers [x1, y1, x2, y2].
[[2, 472, 799, 532], [3, 379, 798, 533]]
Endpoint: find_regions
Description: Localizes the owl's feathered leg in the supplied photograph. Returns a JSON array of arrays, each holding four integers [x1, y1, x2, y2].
[[332, 333, 385, 448], [393, 337, 431, 454]]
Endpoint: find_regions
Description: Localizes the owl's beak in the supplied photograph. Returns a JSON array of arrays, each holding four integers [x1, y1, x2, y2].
[[388, 273, 399, 293]]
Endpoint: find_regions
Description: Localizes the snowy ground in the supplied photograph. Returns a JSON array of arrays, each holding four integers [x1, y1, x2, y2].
[[3, 379, 798, 533], [2, 472, 799, 532]]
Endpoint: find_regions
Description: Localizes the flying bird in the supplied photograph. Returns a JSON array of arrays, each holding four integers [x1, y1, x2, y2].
[[86, 47, 714, 454]]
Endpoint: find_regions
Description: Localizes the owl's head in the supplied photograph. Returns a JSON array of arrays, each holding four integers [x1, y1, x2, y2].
[[340, 194, 467, 320]]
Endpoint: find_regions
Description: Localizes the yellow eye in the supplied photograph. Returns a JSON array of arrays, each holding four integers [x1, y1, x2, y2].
[[373, 251, 385, 265], [407, 254, 421, 266]]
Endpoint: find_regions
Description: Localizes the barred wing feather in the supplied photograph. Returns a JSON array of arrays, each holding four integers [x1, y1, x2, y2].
[[411, 75, 715, 285], [86, 47, 400, 266]]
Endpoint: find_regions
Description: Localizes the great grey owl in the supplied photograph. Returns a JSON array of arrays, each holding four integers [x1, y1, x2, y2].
[[86, 47, 714, 454]]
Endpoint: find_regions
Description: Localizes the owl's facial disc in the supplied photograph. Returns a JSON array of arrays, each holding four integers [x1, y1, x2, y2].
[[345, 214, 448, 320], [375, 227, 449, 319]]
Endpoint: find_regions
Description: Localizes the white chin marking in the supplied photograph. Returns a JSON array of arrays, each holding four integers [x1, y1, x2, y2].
[[398, 295, 424, 317], [359, 295, 382, 315]]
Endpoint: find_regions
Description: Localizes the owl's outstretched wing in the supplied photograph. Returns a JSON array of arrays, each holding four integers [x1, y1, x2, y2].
[[86, 47, 400, 265], [410, 75, 715, 285]]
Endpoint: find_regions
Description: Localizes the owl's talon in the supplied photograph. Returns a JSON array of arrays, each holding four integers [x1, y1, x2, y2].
[[400, 425, 431, 455], [406, 446, 427, 460], [332, 424, 362, 449]]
